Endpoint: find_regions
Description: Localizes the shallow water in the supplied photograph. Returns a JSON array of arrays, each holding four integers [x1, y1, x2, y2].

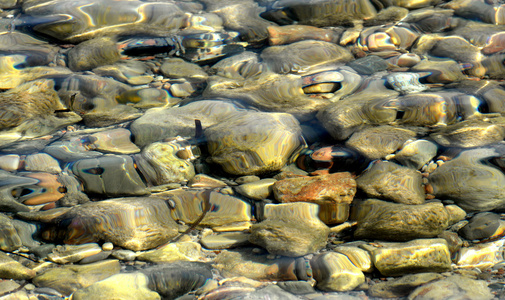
[[2, 0, 505, 299]]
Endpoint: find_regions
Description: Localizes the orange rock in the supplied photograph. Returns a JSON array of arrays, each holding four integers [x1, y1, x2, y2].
[[272, 172, 356, 224]]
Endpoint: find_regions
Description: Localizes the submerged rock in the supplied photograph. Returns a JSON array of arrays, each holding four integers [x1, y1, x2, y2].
[[351, 199, 451, 241], [205, 111, 302, 175], [44, 197, 179, 251], [370, 238, 452, 276], [249, 202, 330, 257]]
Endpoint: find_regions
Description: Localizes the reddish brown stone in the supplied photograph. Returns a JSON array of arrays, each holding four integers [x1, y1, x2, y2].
[[273, 172, 356, 204], [272, 172, 356, 224]]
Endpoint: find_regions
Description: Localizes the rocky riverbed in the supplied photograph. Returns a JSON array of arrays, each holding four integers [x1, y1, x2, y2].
[[1, 0, 505, 299]]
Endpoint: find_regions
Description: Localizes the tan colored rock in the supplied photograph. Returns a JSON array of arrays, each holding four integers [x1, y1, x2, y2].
[[213, 249, 297, 281], [235, 178, 277, 200], [369, 273, 444, 298], [408, 275, 493, 300], [311, 252, 365, 292], [249, 203, 330, 257], [136, 241, 203, 263], [33, 260, 121, 296], [272, 172, 356, 224], [71, 272, 160, 300], [356, 161, 425, 205], [351, 199, 450, 241], [333, 245, 374, 273], [0, 251, 35, 280], [371, 239, 452, 276], [50, 197, 179, 251], [205, 111, 302, 175], [200, 232, 252, 249]]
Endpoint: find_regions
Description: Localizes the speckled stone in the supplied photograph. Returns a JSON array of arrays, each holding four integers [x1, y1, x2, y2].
[[370, 238, 452, 276]]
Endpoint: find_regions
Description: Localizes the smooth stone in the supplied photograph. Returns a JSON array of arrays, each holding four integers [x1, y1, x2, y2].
[[445, 204, 467, 225], [70, 272, 160, 300], [138, 140, 196, 185], [346, 126, 417, 160], [356, 161, 425, 205], [0, 250, 36, 280], [136, 241, 202, 263], [272, 172, 356, 224], [0, 213, 22, 251], [33, 260, 120, 296], [111, 249, 137, 261], [427, 148, 505, 212], [393, 139, 438, 170], [0, 154, 20, 171], [67, 36, 120, 71], [101, 242, 113, 251], [235, 175, 261, 184], [161, 189, 252, 229], [187, 174, 227, 188], [88, 128, 140, 155], [205, 111, 302, 175], [351, 199, 451, 241], [277, 281, 316, 295], [234, 178, 277, 200], [455, 239, 505, 271], [47, 243, 102, 264], [408, 275, 493, 300], [369, 273, 444, 298], [131, 100, 245, 147], [11, 219, 40, 250], [458, 212, 501, 241], [267, 24, 341, 46], [160, 58, 208, 81], [249, 202, 330, 257], [430, 119, 505, 148], [24, 153, 61, 174], [347, 55, 389, 75], [311, 252, 365, 292], [200, 232, 252, 249], [371, 238, 452, 276], [333, 245, 374, 273], [213, 249, 298, 281], [140, 262, 213, 299], [46, 197, 179, 251], [79, 251, 111, 264]]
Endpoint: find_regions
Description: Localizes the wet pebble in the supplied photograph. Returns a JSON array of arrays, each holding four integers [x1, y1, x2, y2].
[[459, 212, 501, 241], [234, 178, 276, 200]]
